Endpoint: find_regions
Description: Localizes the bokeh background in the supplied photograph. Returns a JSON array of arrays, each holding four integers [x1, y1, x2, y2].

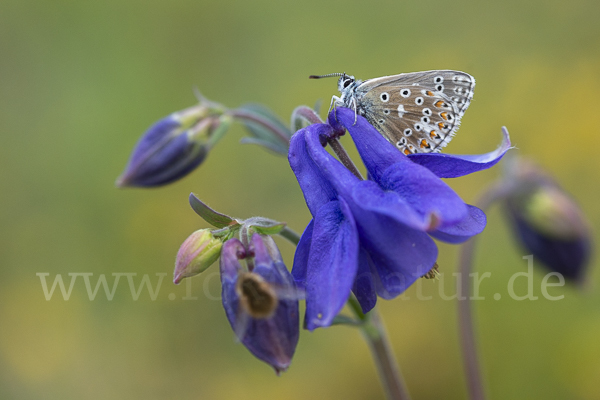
[[1, 0, 599, 399]]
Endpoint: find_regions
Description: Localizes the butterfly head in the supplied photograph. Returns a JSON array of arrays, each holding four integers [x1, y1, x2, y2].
[[337, 73, 356, 94], [309, 72, 359, 114]]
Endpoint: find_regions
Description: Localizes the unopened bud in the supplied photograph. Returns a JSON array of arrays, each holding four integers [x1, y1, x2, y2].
[[504, 158, 592, 282], [174, 229, 222, 284], [117, 103, 230, 187]]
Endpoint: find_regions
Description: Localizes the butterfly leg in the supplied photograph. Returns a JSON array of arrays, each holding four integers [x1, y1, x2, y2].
[[329, 95, 343, 120], [350, 96, 358, 125]]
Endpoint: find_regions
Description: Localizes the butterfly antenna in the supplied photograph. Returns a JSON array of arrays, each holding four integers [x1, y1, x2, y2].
[[309, 73, 344, 79]]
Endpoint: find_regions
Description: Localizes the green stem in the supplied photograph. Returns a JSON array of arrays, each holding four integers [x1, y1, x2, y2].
[[348, 300, 412, 400], [279, 226, 301, 246], [458, 181, 513, 400]]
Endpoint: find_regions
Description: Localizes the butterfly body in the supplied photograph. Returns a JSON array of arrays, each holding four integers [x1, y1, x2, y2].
[[320, 70, 475, 155]]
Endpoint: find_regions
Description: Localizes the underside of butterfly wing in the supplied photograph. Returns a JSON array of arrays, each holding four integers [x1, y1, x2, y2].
[[355, 71, 475, 154]]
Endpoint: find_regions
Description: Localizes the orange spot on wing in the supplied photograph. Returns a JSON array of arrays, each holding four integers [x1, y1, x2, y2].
[[426, 90, 434, 96], [435, 100, 445, 108], [438, 122, 447, 129], [420, 139, 430, 149], [403, 148, 411, 155], [441, 112, 449, 120], [430, 130, 437, 139]]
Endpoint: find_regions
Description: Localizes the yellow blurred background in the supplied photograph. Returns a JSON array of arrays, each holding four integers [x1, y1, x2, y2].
[[1, 0, 599, 399]]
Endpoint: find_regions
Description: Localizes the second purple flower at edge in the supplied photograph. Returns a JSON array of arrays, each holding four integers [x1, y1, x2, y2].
[[220, 233, 299, 375], [289, 107, 511, 330]]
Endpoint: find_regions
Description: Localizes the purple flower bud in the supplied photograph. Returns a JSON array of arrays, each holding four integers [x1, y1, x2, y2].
[[504, 158, 592, 282], [173, 229, 223, 284], [220, 234, 299, 374], [116, 104, 231, 187]]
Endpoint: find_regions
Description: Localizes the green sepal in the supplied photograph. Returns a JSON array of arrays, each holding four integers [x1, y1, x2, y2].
[[208, 114, 232, 147], [235, 103, 290, 154], [237, 103, 291, 138], [252, 222, 287, 236], [243, 217, 287, 236], [189, 193, 236, 228]]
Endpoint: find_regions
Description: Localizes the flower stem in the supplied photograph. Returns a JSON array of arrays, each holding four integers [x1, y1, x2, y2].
[[289, 105, 363, 179], [347, 298, 411, 400], [458, 237, 486, 400], [458, 181, 513, 400], [290, 105, 323, 132], [279, 226, 301, 246], [328, 138, 364, 180]]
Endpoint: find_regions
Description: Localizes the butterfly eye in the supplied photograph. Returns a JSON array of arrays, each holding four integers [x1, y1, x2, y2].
[[343, 79, 353, 88]]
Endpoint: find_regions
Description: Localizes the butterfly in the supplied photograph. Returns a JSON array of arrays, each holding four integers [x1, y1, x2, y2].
[[309, 70, 475, 155]]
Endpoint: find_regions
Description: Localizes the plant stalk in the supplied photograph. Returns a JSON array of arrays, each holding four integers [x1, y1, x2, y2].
[[348, 298, 412, 400], [458, 181, 512, 400]]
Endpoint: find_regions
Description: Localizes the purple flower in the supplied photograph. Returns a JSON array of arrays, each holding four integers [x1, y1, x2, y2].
[[116, 104, 230, 188], [503, 158, 591, 283], [289, 107, 510, 330], [220, 233, 300, 374]]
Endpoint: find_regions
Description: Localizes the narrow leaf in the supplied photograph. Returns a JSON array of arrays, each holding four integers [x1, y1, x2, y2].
[[189, 193, 235, 228]]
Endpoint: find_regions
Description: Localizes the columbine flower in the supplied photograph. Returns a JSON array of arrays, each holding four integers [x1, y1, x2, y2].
[[289, 107, 511, 329], [502, 157, 591, 283], [116, 103, 230, 187], [220, 233, 300, 374]]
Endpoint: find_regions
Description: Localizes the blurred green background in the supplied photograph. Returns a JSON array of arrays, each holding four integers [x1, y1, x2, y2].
[[1, 0, 599, 399]]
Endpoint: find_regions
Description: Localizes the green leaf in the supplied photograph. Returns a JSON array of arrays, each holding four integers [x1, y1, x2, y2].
[[235, 103, 291, 151], [189, 193, 235, 228], [238, 103, 290, 136]]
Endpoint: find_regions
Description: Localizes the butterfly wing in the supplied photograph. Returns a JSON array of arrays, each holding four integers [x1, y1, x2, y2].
[[356, 70, 475, 154]]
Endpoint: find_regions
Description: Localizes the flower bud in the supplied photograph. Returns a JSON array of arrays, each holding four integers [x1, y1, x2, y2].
[[220, 234, 299, 374], [504, 158, 592, 282], [174, 229, 222, 284], [116, 103, 231, 187]]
